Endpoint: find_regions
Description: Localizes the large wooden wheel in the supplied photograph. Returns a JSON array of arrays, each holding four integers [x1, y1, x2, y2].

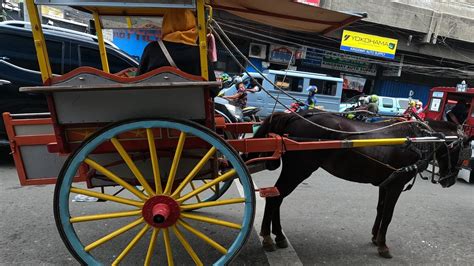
[[54, 118, 255, 265]]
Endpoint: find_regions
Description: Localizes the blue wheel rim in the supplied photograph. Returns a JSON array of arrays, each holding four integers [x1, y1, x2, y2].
[[54, 119, 255, 265]]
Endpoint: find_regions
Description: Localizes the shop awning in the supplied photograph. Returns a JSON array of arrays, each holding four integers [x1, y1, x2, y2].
[[210, 0, 366, 34]]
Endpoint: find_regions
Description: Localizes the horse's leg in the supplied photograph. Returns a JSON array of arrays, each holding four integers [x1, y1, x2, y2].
[[376, 185, 404, 258], [371, 187, 386, 245], [260, 196, 279, 252], [270, 165, 318, 249]]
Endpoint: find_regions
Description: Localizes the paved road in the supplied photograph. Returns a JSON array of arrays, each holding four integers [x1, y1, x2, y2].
[[1, 153, 473, 265]]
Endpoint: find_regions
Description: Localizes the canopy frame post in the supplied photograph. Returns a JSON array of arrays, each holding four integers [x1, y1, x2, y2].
[[196, 0, 208, 80], [93, 11, 110, 73], [26, 0, 52, 83]]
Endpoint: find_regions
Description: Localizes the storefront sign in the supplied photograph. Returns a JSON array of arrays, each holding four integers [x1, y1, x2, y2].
[[340, 30, 398, 59], [293, 0, 320, 7], [112, 29, 161, 60], [269, 45, 296, 65]]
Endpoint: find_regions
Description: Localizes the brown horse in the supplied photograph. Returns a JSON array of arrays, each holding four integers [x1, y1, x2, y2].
[[250, 111, 467, 258]]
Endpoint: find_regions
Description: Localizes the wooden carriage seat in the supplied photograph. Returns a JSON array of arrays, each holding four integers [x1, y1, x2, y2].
[[20, 66, 221, 125]]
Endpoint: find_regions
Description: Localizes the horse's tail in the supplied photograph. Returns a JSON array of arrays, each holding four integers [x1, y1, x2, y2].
[[253, 112, 295, 138]]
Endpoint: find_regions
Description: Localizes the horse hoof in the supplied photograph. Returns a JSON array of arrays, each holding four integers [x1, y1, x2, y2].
[[262, 242, 277, 252], [276, 238, 289, 249], [378, 247, 393, 259], [262, 236, 277, 252], [371, 237, 377, 246]]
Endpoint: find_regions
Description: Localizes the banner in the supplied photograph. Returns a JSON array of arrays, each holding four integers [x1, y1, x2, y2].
[[341, 74, 366, 92], [340, 30, 398, 59], [268, 45, 296, 65]]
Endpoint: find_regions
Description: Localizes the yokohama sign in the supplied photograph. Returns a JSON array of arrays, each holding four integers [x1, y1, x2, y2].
[[293, 0, 321, 7]]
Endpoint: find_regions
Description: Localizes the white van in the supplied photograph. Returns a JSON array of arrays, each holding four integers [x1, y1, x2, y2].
[[221, 70, 343, 117]]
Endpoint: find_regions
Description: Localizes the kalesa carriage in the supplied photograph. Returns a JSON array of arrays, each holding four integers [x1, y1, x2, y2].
[[2, 0, 471, 265]]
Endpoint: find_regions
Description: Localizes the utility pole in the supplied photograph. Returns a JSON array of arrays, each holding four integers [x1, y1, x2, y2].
[[0, 0, 5, 22]]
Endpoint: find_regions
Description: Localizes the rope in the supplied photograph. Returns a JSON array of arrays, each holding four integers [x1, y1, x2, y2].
[[211, 20, 436, 135]]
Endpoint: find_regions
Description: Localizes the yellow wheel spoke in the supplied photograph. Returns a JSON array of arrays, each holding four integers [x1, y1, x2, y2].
[[177, 170, 236, 203], [164, 132, 187, 195], [181, 212, 242, 230], [202, 180, 217, 193], [112, 224, 150, 265], [171, 225, 203, 266], [145, 228, 160, 266], [84, 158, 148, 201], [171, 147, 216, 198], [181, 198, 245, 211], [70, 210, 142, 223], [146, 129, 163, 194], [110, 137, 155, 196], [84, 218, 144, 252], [163, 228, 174, 266], [177, 219, 227, 254], [70, 187, 143, 207], [190, 182, 202, 203]]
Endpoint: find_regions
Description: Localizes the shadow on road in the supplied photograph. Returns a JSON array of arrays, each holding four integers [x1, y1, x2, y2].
[[0, 147, 14, 165]]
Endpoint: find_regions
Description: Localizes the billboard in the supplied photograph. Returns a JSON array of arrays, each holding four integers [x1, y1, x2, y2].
[[340, 30, 398, 59]]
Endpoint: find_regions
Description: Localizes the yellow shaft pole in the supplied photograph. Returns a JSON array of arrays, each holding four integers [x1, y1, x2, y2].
[[351, 138, 410, 148], [25, 0, 52, 82], [93, 12, 110, 73], [196, 0, 209, 80]]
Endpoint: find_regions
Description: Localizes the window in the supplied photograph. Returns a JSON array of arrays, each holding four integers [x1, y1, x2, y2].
[[0, 33, 65, 74], [398, 99, 409, 109], [78, 46, 102, 70], [275, 75, 304, 92], [246, 77, 263, 90], [430, 98, 442, 112], [0, 33, 38, 71], [309, 79, 337, 96], [78, 46, 134, 73], [382, 98, 394, 108]]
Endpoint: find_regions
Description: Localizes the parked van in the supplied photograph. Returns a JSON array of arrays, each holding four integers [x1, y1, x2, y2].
[[221, 70, 343, 117], [0, 21, 138, 146]]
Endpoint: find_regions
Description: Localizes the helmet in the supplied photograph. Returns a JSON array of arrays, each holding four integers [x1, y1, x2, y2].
[[416, 100, 423, 107], [370, 94, 379, 103], [307, 85, 318, 94], [233, 76, 243, 84], [409, 100, 416, 107], [220, 73, 230, 83]]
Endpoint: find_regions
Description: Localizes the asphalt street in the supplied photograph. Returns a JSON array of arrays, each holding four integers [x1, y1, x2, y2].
[[1, 151, 473, 265]]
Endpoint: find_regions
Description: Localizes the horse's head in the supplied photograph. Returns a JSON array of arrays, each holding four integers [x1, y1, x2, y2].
[[432, 124, 471, 188]]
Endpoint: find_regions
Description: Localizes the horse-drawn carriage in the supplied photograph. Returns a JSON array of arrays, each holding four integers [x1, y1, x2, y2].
[[2, 0, 469, 265]]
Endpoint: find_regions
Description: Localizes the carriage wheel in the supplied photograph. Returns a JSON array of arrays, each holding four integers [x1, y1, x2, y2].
[[54, 118, 255, 265]]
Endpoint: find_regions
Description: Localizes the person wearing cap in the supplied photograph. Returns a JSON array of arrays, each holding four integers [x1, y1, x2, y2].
[[137, 9, 217, 94], [416, 101, 425, 120]]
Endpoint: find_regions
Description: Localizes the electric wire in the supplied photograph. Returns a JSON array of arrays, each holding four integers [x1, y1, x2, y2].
[[211, 19, 435, 135]]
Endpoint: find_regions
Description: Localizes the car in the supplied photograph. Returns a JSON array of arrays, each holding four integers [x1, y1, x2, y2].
[[0, 21, 138, 147]]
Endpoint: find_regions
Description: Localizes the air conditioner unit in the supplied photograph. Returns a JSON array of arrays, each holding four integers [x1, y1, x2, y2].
[[249, 43, 267, 59]]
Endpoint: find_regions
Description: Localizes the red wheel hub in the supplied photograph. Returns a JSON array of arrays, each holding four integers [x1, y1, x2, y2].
[[142, 196, 180, 228]]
